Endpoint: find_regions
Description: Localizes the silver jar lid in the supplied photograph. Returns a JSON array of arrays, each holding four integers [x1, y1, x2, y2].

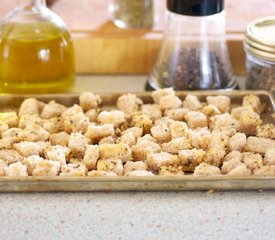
[[245, 16, 275, 61]]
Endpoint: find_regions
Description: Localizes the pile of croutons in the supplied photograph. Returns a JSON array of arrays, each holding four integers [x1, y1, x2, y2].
[[0, 88, 274, 177]]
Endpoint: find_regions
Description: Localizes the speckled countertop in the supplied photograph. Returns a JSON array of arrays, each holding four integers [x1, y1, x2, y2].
[[1, 76, 275, 240]]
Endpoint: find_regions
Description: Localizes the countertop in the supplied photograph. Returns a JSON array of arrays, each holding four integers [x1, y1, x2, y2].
[[1, 76, 275, 240]]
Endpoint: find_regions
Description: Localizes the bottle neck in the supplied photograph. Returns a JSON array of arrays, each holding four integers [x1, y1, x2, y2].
[[17, 0, 46, 9]]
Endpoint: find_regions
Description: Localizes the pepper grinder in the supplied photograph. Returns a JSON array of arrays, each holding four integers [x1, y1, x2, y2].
[[147, 0, 236, 90]]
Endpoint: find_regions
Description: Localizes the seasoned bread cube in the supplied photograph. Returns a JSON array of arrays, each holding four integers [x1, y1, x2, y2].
[[221, 158, 244, 174], [206, 96, 231, 113], [224, 150, 243, 162], [245, 136, 275, 154], [42, 117, 64, 134], [85, 109, 99, 122], [18, 98, 44, 117], [178, 149, 206, 167], [131, 114, 153, 134], [0, 149, 23, 164], [147, 152, 179, 171], [209, 113, 240, 130], [40, 101, 67, 119], [60, 163, 87, 176], [169, 121, 189, 139], [6, 161, 28, 177], [0, 160, 7, 176], [152, 88, 175, 104], [188, 128, 211, 150], [45, 145, 70, 165], [243, 152, 263, 171], [185, 111, 207, 129], [256, 124, 275, 139], [150, 124, 171, 143], [264, 148, 275, 166], [122, 127, 143, 140], [242, 94, 263, 114], [22, 155, 44, 175], [88, 170, 117, 177], [228, 133, 247, 151], [141, 104, 162, 121], [0, 112, 18, 127], [125, 170, 154, 176], [164, 108, 187, 121], [117, 93, 143, 115], [203, 148, 226, 167], [14, 141, 49, 157], [0, 123, 9, 135], [98, 110, 125, 127], [68, 133, 89, 156], [117, 132, 136, 147], [123, 161, 148, 174], [98, 136, 116, 145], [159, 94, 182, 110], [202, 105, 221, 118], [62, 104, 83, 118], [253, 166, 275, 176], [79, 92, 102, 111], [132, 139, 161, 161], [32, 160, 61, 176], [19, 124, 50, 142], [159, 165, 184, 176], [85, 124, 115, 143], [227, 165, 251, 176], [18, 114, 42, 129], [97, 159, 123, 176], [183, 95, 202, 111], [0, 137, 17, 149], [83, 145, 99, 170], [2, 128, 23, 139], [99, 143, 132, 162], [193, 163, 221, 176], [50, 131, 70, 146], [64, 112, 89, 134], [162, 137, 192, 154]]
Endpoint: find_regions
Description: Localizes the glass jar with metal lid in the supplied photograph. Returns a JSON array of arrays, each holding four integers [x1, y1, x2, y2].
[[244, 16, 275, 91]]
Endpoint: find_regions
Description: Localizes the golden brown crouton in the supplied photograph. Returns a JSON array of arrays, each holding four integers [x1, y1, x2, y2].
[[193, 163, 221, 176]]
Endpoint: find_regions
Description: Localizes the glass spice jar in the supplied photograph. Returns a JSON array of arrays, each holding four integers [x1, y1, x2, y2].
[[109, 0, 155, 29], [148, 0, 235, 90], [244, 16, 275, 91], [0, 0, 75, 93]]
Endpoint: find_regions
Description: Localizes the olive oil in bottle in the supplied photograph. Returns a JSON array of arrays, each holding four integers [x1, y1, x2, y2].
[[0, 0, 75, 93]]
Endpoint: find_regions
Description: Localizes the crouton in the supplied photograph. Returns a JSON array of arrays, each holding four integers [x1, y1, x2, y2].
[[193, 163, 221, 176], [185, 111, 207, 129], [99, 143, 132, 162], [183, 95, 202, 110], [79, 92, 101, 111], [147, 152, 179, 171], [206, 96, 231, 113]]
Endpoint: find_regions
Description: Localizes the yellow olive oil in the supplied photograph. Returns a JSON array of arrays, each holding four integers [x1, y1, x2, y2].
[[0, 22, 75, 93]]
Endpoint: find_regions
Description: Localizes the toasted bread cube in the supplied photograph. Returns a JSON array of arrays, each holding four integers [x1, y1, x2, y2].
[[18, 114, 42, 129], [32, 160, 61, 176], [147, 152, 179, 171], [0, 137, 17, 149], [159, 94, 182, 110], [256, 124, 275, 139], [221, 158, 244, 174], [162, 137, 192, 154], [245, 136, 275, 154], [0, 160, 7, 176], [125, 170, 154, 176], [228, 133, 247, 151], [178, 149, 206, 166], [98, 136, 116, 145], [6, 161, 28, 176], [224, 150, 243, 162], [188, 128, 211, 150], [242, 94, 263, 114], [123, 161, 148, 174], [14, 141, 49, 157], [132, 139, 161, 161], [227, 165, 252, 176], [141, 104, 162, 121], [243, 152, 263, 171], [0, 123, 9, 135], [183, 95, 202, 110], [98, 110, 125, 127], [86, 124, 115, 144], [19, 124, 50, 142], [50, 131, 70, 146], [85, 109, 99, 122], [88, 170, 117, 177], [22, 155, 44, 175], [253, 166, 275, 176], [0, 150, 23, 164], [18, 98, 44, 117], [209, 113, 240, 130], [122, 127, 143, 140], [202, 104, 221, 118], [68, 132, 89, 156], [117, 93, 143, 115], [208, 131, 230, 150], [185, 111, 207, 129], [152, 88, 175, 104], [118, 132, 136, 147], [83, 145, 99, 170], [169, 121, 189, 139], [239, 111, 262, 135], [62, 104, 83, 118], [0, 112, 18, 127], [42, 117, 64, 134], [154, 117, 175, 126], [193, 163, 221, 176], [164, 108, 188, 121], [2, 128, 23, 139], [159, 165, 184, 176], [203, 148, 226, 167], [264, 148, 275, 166], [79, 92, 102, 111], [97, 159, 123, 176], [206, 96, 231, 113], [40, 100, 67, 119], [99, 143, 132, 162], [64, 112, 89, 134], [150, 124, 171, 143], [131, 114, 153, 134], [45, 145, 70, 165], [60, 163, 87, 176]]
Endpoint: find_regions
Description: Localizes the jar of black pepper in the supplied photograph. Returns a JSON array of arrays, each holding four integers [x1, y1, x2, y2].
[[244, 16, 275, 91], [109, 0, 155, 29], [148, 0, 235, 90]]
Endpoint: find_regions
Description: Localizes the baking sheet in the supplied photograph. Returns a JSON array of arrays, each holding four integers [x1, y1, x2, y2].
[[0, 90, 274, 192]]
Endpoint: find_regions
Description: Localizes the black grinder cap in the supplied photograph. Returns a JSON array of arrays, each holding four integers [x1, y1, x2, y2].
[[167, 0, 224, 16]]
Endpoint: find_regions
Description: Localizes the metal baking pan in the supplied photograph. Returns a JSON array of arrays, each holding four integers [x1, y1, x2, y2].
[[0, 90, 274, 192]]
